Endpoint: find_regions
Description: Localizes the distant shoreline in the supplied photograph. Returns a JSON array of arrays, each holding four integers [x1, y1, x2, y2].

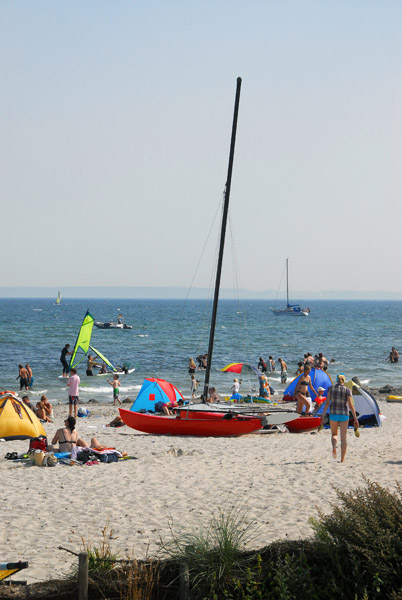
[[1, 288, 402, 301]]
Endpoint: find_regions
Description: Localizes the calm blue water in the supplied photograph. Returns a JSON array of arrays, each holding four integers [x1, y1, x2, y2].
[[0, 298, 401, 404]]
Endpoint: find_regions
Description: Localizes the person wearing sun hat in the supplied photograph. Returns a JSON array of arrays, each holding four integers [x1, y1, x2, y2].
[[319, 374, 359, 463]]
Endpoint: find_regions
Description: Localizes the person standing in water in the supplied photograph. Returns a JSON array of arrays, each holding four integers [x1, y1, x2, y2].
[[389, 347, 399, 363], [319, 374, 359, 463], [25, 364, 33, 387], [16, 364, 29, 391], [278, 358, 288, 383], [86, 355, 101, 376], [60, 344, 72, 377]]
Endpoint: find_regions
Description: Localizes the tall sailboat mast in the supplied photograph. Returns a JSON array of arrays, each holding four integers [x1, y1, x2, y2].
[[202, 77, 242, 402]]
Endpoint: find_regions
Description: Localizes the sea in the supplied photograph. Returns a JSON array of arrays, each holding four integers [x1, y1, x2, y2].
[[0, 298, 401, 405]]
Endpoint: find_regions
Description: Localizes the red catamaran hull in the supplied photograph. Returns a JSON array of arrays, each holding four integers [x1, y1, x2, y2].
[[285, 415, 320, 433], [119, 408, 262, 437]]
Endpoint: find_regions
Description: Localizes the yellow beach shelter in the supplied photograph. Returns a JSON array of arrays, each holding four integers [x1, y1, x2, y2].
[[0, 391, 46, 440]]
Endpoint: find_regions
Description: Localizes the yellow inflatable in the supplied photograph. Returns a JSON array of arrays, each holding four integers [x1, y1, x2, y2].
[[386, 395, 402, 403]]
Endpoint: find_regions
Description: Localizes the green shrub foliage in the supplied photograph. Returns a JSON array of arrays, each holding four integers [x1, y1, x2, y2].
[[311, 479, 402, 599]]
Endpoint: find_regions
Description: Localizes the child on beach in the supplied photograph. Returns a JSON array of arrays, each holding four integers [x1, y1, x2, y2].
[[313, 386, 326, 413], [190, 374, 199, 399], [107, 374, 122, 406]]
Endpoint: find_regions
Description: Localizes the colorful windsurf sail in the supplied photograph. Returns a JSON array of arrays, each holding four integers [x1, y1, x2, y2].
[[69, 311, 95, 369], [56, 291, 61, 305], [89, 345, 117, 372]]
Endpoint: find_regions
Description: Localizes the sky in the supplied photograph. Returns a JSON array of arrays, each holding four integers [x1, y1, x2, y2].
[[1, 1, 401, 298]]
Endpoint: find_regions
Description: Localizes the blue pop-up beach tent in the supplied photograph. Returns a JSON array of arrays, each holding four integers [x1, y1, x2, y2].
[[130, 378, 185, 413], [283, 368, 332, 402]]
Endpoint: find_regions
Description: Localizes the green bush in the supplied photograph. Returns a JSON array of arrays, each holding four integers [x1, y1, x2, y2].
[[311, 479, 402, 599], [161, 503, 259, 598]]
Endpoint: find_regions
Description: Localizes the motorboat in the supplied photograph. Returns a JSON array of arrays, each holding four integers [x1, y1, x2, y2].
[[94, 321, 132, 329]]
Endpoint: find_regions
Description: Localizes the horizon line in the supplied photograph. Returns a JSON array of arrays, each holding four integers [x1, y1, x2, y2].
[[0, 285, 402, 301]]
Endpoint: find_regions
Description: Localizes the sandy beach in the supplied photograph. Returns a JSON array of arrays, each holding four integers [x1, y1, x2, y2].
[[1, 394, 401, 585]]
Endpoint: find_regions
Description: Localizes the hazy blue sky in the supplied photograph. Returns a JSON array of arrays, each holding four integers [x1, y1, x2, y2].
[[1, 1, 401, 297]]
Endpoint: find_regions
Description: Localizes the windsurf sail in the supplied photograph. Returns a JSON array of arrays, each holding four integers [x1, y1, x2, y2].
[[89, 345, 117, 372], [56, 291, 61, 305], [69, 311, 95, 369]]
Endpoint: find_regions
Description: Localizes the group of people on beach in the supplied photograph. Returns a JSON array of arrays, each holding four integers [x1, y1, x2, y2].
[[48, 416, 127, 462], [22, 394, 53, 422], [59, 343, 124, 409]]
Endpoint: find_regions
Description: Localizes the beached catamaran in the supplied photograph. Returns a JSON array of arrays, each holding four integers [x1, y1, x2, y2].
[[120, 78, 265, 436]]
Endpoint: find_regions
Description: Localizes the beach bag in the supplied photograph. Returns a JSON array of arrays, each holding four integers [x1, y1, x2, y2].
[[76, 450, 96, 463], [33, 450, 45, 466], [43, 453, 58, 467], [78, 407, 90, 417], [98, 452, 119, 463], [29, 436, 47, 451]]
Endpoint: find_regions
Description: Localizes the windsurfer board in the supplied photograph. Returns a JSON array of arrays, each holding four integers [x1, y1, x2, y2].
[[95, 368, 135, 377]]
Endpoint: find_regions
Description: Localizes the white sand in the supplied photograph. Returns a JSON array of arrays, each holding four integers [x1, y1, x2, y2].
[[1, 398, 401, 585]]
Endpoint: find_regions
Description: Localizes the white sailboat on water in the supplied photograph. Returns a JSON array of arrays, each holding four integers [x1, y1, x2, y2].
[[271, 259, 310, 317]]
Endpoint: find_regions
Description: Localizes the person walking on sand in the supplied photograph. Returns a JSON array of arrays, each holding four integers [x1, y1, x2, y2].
[[278, 358, 288, 383], [16, 364, 29, 391], [60, 344, 72, 377], [319, 374, 359, 463], [67, 368, 80, 417], [107, 374, 122, 406]]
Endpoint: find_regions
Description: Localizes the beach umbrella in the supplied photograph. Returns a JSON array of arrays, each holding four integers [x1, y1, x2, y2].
[[221, 363, 262, 377]]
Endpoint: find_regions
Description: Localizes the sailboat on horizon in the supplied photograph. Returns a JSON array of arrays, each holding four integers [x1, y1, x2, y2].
[[271, 259, 310, 317], [55, 291, 61, 306]]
